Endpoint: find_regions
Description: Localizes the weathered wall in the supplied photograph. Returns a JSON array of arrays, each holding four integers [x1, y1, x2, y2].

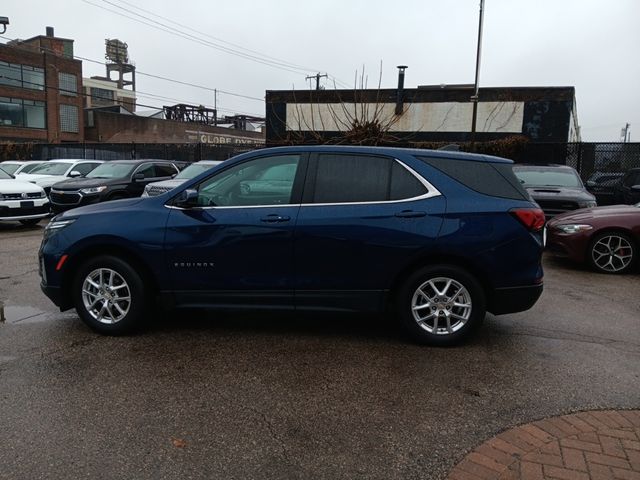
[[85, 111, 264, 145], [266, 86, 576, 145]]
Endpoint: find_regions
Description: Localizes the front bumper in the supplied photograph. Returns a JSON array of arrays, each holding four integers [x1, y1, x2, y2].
[[0, 199, 50, 220], [489, 284, 543, 315]]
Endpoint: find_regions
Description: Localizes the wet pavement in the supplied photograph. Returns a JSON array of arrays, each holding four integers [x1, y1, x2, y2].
[[0, 221, 639, 480]]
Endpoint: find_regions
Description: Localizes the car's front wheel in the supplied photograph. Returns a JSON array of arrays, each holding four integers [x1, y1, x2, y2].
[[72, 255, 147, 335], [588, 231, 636, 274], [396, 265, 486, 346]]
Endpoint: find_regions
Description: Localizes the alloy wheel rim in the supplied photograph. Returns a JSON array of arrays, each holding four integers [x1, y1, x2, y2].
[[411, 277, 472, 335], [592, 235, 633, 272], [81, 268, 131, 324]]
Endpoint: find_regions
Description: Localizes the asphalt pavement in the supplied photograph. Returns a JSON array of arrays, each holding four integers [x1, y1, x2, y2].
[[0, 221, 639, 480]]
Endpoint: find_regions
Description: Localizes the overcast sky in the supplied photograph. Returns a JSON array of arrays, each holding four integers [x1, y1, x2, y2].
[[2, 0, 638, 141]]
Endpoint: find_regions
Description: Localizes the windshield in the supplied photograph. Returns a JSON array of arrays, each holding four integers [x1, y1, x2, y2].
[[86, 163, 136, 179], [29, 162, 72, 176], [175, 163, 219, 180], [514, 168, 582, 188], [0, 168, 13, 179], [0, 163, 20, 175]]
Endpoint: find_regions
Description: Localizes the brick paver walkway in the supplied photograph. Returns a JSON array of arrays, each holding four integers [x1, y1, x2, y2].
[[447, 410, 640, 480]]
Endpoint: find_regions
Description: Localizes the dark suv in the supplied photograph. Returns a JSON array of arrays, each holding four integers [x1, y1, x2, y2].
[[50, 160, 180, 213], [39, 146, 544, 345], [513, 164, 597, 219]]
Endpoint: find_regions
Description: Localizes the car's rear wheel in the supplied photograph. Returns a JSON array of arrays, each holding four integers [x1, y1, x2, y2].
[[588, 231, 636, 274], [72, 255, 147, 335], [396, 265, 486, 346]]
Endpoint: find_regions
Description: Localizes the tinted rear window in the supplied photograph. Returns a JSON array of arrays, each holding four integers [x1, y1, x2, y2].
[[417, 156, 529, 201]]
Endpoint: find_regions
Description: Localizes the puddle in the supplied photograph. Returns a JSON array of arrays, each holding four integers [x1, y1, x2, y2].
[[0, 304, 52, 324]]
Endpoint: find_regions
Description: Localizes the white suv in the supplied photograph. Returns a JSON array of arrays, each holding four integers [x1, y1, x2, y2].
[[0, 168, 50, 226], [16, 159, 103, 195]]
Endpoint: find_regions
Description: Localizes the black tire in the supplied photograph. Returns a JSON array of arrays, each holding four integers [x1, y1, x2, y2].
[[19, 218, 41, 227], [587, 231, 636, 274], [395, 265, 486, 346], [72, 255, 147, 335]]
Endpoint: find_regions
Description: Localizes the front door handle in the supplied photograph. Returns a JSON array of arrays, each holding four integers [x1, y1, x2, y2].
[[395, 210, 427, 218], [260, 214, 291, 223]]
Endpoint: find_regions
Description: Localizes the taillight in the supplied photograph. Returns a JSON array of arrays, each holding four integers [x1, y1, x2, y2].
[[510, 208, 545, 232]]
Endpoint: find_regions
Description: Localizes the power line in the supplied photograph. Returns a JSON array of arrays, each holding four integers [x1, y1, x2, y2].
[[81, 0, 310, 76], [82, 0, 351, 89], [111, 0, 321, 74]]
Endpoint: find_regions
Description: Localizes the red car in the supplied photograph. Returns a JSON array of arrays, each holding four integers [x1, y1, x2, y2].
[[546, 203, 640, 273]]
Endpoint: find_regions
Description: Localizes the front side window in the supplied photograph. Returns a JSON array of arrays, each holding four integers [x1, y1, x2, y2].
[[154, 164, 178, 178], [195, 154, 300, 207], [135, 164, 155, 179]]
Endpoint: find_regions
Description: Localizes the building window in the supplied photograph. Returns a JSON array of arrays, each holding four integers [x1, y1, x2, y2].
[[22, 65, 45, 90], [90, 87, 115, 106], [59, 104, 79, 132], [0, 96, 46, 128], [0, 61, 45, 90], [58, 72, 77, 96]]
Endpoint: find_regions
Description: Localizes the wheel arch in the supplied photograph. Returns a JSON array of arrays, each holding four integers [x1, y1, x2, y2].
[[60, 244, 159, 308], [388, 254, 492, 307]]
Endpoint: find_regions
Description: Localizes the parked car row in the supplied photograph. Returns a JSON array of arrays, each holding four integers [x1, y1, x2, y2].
[[0, 159, 224, 223]]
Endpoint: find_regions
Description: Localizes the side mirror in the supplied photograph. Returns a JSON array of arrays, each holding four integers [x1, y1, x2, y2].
[[69, 170, 82, 178], [133, 173, 145, 182], [175, 189, 199, 208]]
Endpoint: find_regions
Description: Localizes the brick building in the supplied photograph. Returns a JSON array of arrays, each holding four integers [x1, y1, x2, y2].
[[0, 27, 84, 143]]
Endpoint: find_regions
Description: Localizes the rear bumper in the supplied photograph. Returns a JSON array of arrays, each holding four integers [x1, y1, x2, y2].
[[489, 284, 543, 315]]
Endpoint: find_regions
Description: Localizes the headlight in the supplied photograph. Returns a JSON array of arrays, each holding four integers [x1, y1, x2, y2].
[[39, 190, 47, 198], [555, 224, 593, 234], [43, 218, 76, 241], [578, 200, 597, 208], [45, 218, 76, 231], [79, 186, 107, 195]]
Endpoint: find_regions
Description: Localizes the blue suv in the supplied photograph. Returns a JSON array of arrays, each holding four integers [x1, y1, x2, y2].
[[39, 146, 544, 345]]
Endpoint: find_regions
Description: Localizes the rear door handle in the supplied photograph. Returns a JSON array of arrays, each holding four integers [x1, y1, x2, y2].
[[395, 210, 427, 218], [260, 214, 291, 223]]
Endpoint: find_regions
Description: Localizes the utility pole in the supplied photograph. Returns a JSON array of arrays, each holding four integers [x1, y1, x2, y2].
[[214, 88, 217, 125], [621, 123, 630, 143], [470, 0, 485, 152], [306, 72, 328, 90]]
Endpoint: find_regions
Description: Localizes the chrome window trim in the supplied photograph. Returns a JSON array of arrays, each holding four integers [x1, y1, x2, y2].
[[165, 158, 441, 210]]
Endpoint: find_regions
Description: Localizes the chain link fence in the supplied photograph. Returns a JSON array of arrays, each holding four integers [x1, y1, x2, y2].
[[2, 141, 639, 180], [512, 142, 640, 180]]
